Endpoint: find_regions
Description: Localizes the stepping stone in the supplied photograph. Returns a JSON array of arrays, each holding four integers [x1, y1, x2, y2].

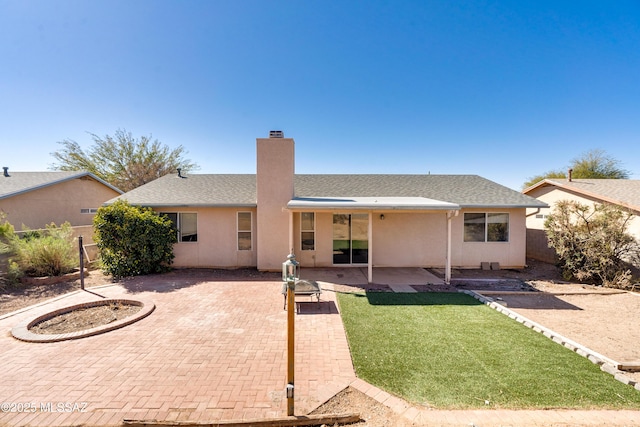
[[389, 284, 418, 293]]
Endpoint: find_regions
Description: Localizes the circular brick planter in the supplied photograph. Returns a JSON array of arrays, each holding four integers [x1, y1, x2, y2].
[[11, 298, 155, 343]]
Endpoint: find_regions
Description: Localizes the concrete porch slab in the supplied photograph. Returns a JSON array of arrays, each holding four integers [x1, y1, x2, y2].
[[300, 267, 445, 287], [368, 267, 444, 286], [299, 268, 368, 285]]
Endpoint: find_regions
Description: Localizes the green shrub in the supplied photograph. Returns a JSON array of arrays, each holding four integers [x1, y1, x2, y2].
[[0, 214, 15, 254], [93, 200, 176, 278], [10, 222, 77, 277], [6, 260, 24, 283]]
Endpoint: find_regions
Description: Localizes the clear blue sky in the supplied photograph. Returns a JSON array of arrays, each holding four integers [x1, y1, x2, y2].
[[1, 0, 639, 190]]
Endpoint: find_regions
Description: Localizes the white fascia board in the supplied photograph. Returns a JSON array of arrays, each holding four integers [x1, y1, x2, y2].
[[287, 196, 459, 211]]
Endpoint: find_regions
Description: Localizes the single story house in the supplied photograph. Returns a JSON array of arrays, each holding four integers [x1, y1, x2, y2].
[[523, 176, 640, 263], [0, 168, 123, 229], [109, 132, 546, 283]]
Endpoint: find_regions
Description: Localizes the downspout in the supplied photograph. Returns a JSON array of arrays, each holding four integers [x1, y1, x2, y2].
[[526, 208, 541, 218], [368, 211, 373, 283]]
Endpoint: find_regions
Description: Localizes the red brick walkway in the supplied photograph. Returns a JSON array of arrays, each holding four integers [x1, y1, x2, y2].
[[0, 277, 354, 426]]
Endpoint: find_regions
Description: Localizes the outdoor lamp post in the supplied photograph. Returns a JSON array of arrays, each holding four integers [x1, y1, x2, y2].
[[282, 252, 299, 416]]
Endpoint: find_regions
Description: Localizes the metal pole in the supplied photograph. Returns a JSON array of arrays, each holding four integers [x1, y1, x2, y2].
[[286, 280, 295, 416], [79, 235, 85, 290]]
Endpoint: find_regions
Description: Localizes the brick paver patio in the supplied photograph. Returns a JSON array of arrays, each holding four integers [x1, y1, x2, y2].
[[0, 274, 354, 426], [1, 269, 639, 426]]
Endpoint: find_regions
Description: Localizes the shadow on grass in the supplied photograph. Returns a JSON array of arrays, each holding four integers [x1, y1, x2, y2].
[[485, 293, 583, 310], [362, 291, 483, 306]]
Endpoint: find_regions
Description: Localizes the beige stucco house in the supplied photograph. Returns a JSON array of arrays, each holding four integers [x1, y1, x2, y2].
[[110, 132, 545, 283], [0, 169, 123, 229], [523, 177, 640, 263]]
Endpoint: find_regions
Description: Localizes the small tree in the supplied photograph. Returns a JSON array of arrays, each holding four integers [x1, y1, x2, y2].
[[51, 129, 198, 192], [523, 149, 630, 188], [544, 200, 640, 288], [94, 200, 176, 278]]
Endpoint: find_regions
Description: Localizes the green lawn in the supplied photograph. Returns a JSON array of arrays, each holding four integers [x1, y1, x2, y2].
[[337, 292, 640, 409]]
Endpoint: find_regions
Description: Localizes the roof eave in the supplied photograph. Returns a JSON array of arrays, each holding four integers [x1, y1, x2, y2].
[[104, 201, 257, 208], [287, 196, 460, 211], [459, 203, 549, 209], [287, 204, 459, 211], [1, 171, 123, 199]]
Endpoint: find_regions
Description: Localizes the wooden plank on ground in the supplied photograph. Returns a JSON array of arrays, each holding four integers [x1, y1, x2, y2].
[[123, 412, 360, 427]]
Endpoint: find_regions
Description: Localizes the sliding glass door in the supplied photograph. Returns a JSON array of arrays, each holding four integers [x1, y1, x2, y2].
[[333, 214, 368, 264]]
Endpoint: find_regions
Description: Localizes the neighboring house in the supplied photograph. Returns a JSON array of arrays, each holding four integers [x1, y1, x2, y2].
[[0, 168, 123, 229], [523, 177, 640, 263], [109, 132, 546, 283]]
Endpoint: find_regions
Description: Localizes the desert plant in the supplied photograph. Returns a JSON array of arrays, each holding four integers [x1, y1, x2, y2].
[[545, 200, 640, 287], [10, 222, 77, 277], [0, 213, 16, 254], [93, 200, 176, 278]]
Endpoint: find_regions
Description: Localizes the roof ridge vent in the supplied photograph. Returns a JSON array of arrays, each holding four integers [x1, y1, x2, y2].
[[3, 167, 9, 177], [269, 130, 284, 138]]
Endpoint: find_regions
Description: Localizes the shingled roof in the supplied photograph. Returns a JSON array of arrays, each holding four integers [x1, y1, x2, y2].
[[524, 179, 640, 212], [294, 174, 545, 208], [111, 173, 545, 209], [111, 174, 257, 207], [0, 170, 122, 200]]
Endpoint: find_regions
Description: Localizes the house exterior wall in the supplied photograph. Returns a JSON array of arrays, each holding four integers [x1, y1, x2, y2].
[[294, 211, 333, 267], [256, 137, 295, 271], [371, 211, 448, 267], [155, 207, 258, 268], [293, 211, 448, 268], [0, 177, 121, 229], [525, 186, 640, 253], [450, 208, 528, 269], [291, 208, 528, 269]]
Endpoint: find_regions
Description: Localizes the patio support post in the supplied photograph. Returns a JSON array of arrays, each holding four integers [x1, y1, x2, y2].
[[289, 210, 294, 255], [445, 210, 457, 284], [368, 211, 373, 283]]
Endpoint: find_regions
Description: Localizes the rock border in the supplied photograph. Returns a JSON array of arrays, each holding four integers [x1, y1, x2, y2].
[[11, 298, 155, 343]]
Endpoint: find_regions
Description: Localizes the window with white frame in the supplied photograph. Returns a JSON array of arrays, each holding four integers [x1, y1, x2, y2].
[[463, 213, 509, 242], [163, 213, 198, 242], [80, 208, 99, 214], [237, 212, 252, 250], [301, 212, 315, 250]]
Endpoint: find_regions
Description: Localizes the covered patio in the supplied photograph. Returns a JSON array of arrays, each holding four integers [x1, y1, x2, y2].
[[287, 196, 460, 284]]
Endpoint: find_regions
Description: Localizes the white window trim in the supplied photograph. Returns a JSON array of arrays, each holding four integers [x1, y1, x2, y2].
[[464, 212, 510, 243], [237, 211, 252, 251], [300, 212, 315, 251]]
